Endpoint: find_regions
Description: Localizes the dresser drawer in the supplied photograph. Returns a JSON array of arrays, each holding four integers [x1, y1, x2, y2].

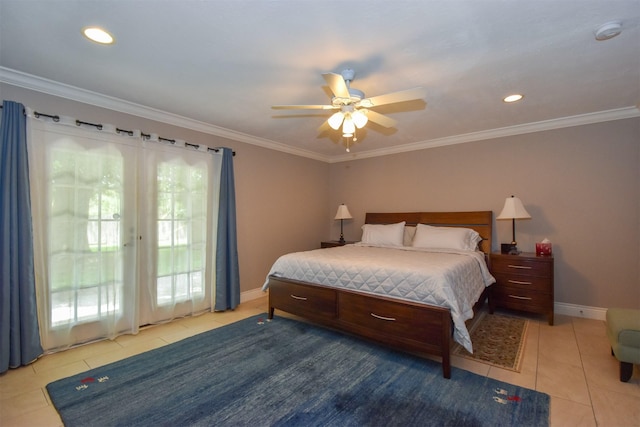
[[491, 256, 552, 277], [337, 292, 445, 344], [491, 285, 551, 313], [269, 279, 337, 320], [492, 272, 552, 293]]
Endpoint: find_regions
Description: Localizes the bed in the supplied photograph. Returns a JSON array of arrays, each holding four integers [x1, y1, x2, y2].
[[263, 211, 495, 378]]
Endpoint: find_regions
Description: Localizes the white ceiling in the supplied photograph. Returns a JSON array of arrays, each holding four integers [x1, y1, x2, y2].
[[1, 0, 639, 162]]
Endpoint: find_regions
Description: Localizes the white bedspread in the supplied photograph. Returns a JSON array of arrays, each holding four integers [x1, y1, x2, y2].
[[262, 243, 496, 353]]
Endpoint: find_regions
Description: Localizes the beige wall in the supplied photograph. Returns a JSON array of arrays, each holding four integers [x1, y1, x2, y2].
[[3, 84, 638, 310], [329, 119, 640, 309], [0, 84, 330, 294], [233, 146, 330, 290]]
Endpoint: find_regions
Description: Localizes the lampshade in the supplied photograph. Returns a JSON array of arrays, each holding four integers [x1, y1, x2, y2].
[[352, 110, 368, 128], [328, 112, 344, 130], [497, 196, 531, 220], [334, 204, 352, 220], [342, 117, 356, 135]]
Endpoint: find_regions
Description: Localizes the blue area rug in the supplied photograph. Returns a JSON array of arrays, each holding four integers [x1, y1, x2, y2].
[[47, 314, 549, 426]]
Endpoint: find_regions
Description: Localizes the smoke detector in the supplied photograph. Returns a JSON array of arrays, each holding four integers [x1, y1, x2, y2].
[[594, 21, 622, 41]]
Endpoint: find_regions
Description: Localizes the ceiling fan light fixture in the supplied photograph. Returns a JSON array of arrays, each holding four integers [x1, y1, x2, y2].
[[272, 68, 427, 152], [342, 117, 356, 135], [352, 110, 368, 128], [328, 112, 344, 130]]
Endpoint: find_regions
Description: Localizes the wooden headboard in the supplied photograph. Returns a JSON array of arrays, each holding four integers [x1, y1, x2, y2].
[[364, 211, 493, 255]]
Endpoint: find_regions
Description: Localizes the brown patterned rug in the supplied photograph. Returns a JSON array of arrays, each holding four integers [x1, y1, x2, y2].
[[452, 311, 528, 372]]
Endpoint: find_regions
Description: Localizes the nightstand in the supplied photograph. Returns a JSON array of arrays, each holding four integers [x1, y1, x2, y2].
[[489, 252, 554, 325], [320, 240, 355, 248]]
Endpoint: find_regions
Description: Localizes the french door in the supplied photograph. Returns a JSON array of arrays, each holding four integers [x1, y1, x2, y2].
[[28, 119, 216, 350], [138, 147, 214, 325]]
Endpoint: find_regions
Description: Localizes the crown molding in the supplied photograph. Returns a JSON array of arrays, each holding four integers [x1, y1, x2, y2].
[[0, 67, 331, 163], [2, 67, 637, 165], [328, 105, 640, 163]]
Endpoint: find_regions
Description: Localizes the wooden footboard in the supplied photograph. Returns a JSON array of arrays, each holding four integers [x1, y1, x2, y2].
[[267, 276, 453, 378], [266, 210, 493, 379]]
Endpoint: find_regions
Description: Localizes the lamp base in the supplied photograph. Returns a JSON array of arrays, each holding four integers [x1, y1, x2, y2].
[[501, 243, 520, 255], [338, 218, 346, 244]]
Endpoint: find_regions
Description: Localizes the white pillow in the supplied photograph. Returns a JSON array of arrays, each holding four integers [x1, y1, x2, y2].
[[361, 221, 406, 246], [411, 224, 482, 251]]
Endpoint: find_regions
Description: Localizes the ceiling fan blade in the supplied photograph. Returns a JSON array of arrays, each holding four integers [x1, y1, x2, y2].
[[322, 72, 350, 99], [359, 87, 426, 108], [363, 109, 398, 128], [317, 120, 332, 133], [272, 104, 337, 110]]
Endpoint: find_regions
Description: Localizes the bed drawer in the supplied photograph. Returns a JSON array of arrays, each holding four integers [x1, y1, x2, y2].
[[268, 279, 337, 320], [337, 292, 446, 344]]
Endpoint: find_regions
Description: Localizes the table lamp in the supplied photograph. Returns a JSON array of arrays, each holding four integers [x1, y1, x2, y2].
[[334, 204, 353, 244], [496, 195, 531, 254]]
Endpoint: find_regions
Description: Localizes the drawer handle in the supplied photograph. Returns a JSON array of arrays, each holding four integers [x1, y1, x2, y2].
[[508, 264, 532, 270], [289, 294, 307, 301], [371, 313, 396, 322], [508, 279, 532, 285], [508, 294, 532, 301]]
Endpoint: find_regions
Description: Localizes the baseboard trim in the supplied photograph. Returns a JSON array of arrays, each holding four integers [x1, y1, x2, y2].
[[241, 287, 267, 303], [554, 302, 607, 321]]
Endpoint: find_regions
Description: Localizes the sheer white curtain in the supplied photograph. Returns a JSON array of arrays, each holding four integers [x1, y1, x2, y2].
[[28, 114, 221, 352], [138, 139, 220, 325]]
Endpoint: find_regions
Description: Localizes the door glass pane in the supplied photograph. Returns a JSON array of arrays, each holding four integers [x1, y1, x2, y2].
[[155, 161, 208, 306], [48, 145, 126, 327]]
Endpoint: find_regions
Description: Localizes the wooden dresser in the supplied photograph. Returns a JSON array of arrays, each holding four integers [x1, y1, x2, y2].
[[489, 252, 554, 325]]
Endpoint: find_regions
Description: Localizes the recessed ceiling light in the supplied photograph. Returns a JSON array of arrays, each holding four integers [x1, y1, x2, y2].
[[82, 27, 114, 45], [503, 94, 524, 103]]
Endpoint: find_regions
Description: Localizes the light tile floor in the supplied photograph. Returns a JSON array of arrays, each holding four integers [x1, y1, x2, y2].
[[1, 297, 638, 426]]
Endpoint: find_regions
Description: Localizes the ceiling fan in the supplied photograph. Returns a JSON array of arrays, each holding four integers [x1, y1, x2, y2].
[[272, 69, 426, 151]]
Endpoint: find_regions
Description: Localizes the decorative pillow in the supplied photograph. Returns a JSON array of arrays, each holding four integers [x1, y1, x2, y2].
[[361, 221, 406, 246], [411, 224, 482, 251], [403, 226, 416, 246]]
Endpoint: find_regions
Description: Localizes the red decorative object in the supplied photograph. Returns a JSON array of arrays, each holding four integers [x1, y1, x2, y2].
[[535, 242, 552, 256]]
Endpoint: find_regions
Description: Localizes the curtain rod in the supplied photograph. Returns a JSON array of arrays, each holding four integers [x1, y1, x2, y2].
[[1, 103, 235, 156]]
